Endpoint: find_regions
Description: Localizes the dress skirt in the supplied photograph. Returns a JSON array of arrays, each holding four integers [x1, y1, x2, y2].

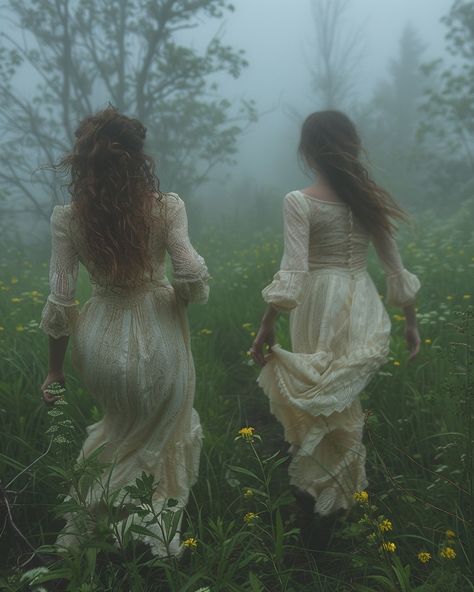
[[258, 268, 391, 515], [57, 282, 202, 556]]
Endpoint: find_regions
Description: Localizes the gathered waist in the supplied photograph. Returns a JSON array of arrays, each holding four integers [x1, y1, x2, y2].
[[308, 265, 368, 279], [90, 279, 172, 305]]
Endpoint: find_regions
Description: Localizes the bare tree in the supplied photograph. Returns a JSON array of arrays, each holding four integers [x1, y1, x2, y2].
[[307, 0, 364, 109], [0, 0, 256, 222]]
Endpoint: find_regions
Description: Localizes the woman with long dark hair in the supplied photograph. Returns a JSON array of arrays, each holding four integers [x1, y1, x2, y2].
[[40, 106, 209, 556], [250, 111, 420, 517]]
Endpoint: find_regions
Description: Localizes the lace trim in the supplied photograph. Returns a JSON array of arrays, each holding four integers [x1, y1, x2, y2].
[[56, 425, 203, 557], [39, 297, 79, 338]]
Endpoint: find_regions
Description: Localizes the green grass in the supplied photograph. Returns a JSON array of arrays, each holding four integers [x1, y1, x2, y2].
[[0, 206, 472, 591]]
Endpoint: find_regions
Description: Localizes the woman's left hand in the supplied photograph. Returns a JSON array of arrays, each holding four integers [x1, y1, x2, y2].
[[41, 373, 65, 406], [250, 325, 275, 367]]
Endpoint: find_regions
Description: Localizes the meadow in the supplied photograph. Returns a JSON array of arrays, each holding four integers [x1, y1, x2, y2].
[[0, 199, 473, 591]]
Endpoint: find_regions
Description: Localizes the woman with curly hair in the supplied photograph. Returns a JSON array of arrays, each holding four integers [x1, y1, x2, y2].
[[250, 111, 420, 522], [40, 106, 209, 556]]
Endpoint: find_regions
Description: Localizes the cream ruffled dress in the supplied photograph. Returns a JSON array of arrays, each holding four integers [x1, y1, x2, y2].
[[40, 193, 209, 556], [258, 190, 420, 516]]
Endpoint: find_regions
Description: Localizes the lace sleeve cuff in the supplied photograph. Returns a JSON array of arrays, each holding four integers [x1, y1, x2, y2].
[[386, 268, 421, 307], [172, 256, 211, 304], [39, 296, 79, 339], [262, 270, 309, 312]]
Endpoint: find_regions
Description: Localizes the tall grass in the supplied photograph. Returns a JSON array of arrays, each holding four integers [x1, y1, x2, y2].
[[0, 209, 472, 591]]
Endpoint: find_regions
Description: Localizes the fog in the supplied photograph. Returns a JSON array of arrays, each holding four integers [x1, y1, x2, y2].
[[0, 0, 468, 236], [199, 0, 452, 214]]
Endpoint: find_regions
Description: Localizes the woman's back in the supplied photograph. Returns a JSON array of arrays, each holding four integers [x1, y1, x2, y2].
[[63, 193, 207, 300], [293, 190, 370, 273]]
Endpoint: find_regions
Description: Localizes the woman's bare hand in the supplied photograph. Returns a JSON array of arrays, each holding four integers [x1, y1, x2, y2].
[[405, 325, 421, 361], [250, 325, 275, 367], [41, 374, 65, 405]]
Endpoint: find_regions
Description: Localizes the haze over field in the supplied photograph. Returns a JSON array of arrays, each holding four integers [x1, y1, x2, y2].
[[1, 2, 473, 589], [0, 0, 465, 236]]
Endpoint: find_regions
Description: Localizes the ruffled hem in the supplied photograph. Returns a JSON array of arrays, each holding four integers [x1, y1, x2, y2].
[[386, 268, 420, 308], [55, 421, 203, 557], [287, 401, 368, 515], [39, 297, 79, 338], [262, 270, 309, 312], [258, 354, 370, 515]]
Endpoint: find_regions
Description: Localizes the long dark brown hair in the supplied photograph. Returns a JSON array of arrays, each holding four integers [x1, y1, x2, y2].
[[299, 110, 407, 237], [57, 106, 161, 285]]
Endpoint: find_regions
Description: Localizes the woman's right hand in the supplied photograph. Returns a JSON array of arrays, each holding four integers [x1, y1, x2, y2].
[[405, 324, 421, 361], [250, 325, 275, 367], [41, 374, 65, 406]]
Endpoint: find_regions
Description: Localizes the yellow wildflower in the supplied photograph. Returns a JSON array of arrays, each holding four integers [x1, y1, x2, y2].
[[183, 537, 198, 550], [393, 314, 405, 322], [424, 338, 432, 345], [16, 325, 25, 332], [417, 551, 431, 564], [0, 326, 4, 332], [378, 519, 393, 533], [242, 323, 253, 330], [238, 426, 255, 440], [243, 488, 254, 498], [463, 294, 471, 300], [10, 277, 18, 284], [440, 546, 456, 560], [446, 296, 454, 301], [199, 328, 213, 335], [243, 512, 258, 524], [11, 297, 23, 303], [381, 542, 396, 553], [445, 529, 455, 539], [353, 491, 369, 504], [393, 360, 400, 367]]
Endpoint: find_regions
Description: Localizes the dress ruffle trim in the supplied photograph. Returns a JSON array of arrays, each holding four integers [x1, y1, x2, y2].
[[39, 296, 79, 338], [261, 270, 309, 312], [257, 345, 385, 515], [56, 422, 203, 557], [287, 401, 368, 515], [386, 268, 420, 307]]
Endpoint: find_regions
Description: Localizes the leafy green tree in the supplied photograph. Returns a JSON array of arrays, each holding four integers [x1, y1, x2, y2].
[[421, 0, 474, 169], [0, 0, 256, 221]]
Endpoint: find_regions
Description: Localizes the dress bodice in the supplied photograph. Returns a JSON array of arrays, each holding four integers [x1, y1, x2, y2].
[[262, 190, 420, 312], [40, 193, 209, 339], [303, 195, 370, 272]]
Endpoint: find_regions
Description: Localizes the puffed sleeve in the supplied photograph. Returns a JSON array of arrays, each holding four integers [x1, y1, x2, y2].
[[39, 206, 80, 338], [372, 230, 420, 307], [262, 192, 310, 312], [166, 195, 210, 304]]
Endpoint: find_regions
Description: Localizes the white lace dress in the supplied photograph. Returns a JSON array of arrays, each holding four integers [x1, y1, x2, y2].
[[258, 190, 420, 516], [40, 193, 209, 556]]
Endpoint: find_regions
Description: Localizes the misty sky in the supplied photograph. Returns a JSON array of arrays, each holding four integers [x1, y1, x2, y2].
[[0, 0, 455, 218], [197, 0, 453, 198]]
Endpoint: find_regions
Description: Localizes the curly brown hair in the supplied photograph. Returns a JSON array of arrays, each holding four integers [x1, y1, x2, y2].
[[57, 106, 161, 286], [299, 111, 407, 238]]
